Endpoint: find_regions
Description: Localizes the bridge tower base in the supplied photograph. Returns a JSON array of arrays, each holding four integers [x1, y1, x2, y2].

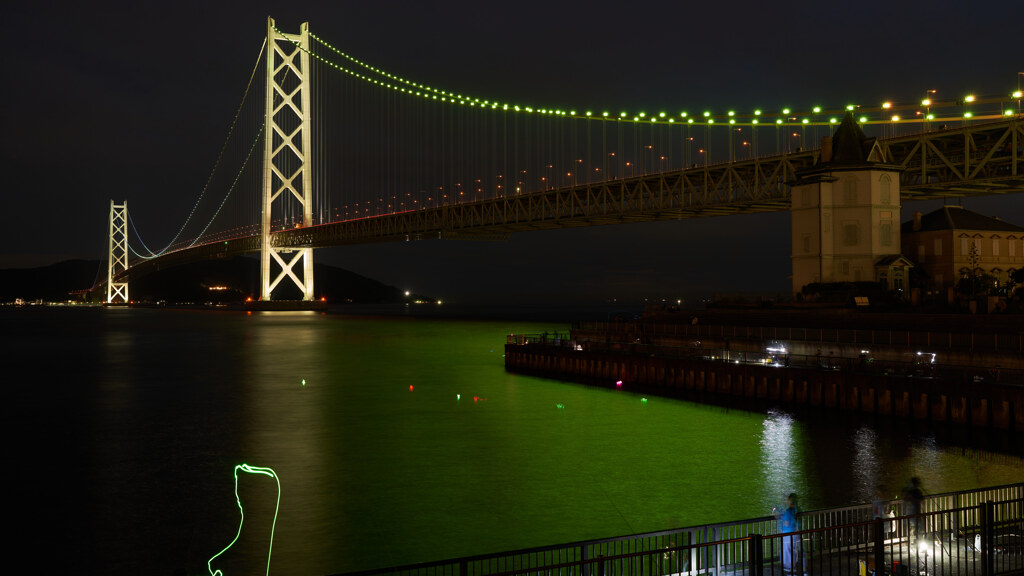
[[259, 18, 317, 304], [106, 200, 129, 304]]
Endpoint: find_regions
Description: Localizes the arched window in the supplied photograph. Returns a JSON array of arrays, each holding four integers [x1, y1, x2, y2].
[[879, 174, 892, 205]]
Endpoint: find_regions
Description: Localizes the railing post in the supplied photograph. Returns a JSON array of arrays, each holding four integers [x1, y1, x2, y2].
[[873, 517, 885, 576], [952, 493, 960, 536], [597, 554, 605, 576], [460, 559, 469, 576], [581, 544, 589, 576], [980, 501, 994, 576], [712, 526, 720, 575], [748, 534, 763, 576]]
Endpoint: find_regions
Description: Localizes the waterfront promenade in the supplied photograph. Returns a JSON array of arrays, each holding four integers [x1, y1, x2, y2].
[[332, 483, 1022, 576]]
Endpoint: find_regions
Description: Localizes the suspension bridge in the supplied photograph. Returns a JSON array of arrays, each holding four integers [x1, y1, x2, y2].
[[101, 18, 1024, 306]]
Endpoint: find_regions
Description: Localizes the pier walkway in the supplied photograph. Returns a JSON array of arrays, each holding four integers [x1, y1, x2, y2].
[[331, 484, 1022, 576]]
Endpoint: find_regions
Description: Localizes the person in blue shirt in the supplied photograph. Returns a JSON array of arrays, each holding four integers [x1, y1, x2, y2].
[[775, 493, 801, 575]]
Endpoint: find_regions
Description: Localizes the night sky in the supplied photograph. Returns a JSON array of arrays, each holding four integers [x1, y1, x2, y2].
[[5, 1, 1022, 304]]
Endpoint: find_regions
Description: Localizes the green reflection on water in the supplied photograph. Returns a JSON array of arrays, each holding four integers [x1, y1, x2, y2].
[[226, 314, 1022, 573]]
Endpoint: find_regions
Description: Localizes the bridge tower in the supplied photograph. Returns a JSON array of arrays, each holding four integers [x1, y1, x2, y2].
[[107, 200, 129, 304], [259, 18, 315, 302]]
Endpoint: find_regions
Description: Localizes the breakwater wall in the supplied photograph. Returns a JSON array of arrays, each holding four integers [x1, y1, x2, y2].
[[504, 343, 1024, 431]]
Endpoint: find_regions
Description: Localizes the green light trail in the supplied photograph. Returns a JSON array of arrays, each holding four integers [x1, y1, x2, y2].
[[207, 464, 281, 576]]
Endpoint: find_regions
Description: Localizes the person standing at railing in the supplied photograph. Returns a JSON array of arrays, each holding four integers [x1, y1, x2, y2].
[[901, 477, 924, 544], [873, 484, 896, 542], [774, 493, 802, 575]]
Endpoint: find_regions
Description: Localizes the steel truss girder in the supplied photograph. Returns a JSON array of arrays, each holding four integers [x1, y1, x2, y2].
[[107, 200, 129, 303], [274, 152, 814, 247], [881, 118, 1024, 199], [116, 118, 1024, 289], [261, 18, 314, 301], [271, 119, 1021, 249]]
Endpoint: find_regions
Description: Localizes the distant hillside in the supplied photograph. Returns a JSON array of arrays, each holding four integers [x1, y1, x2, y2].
[[0, 257, 425, 304], [0, 259, 101, 301]]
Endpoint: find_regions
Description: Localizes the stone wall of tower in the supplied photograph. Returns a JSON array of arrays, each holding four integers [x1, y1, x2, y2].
[[791, 168, 902, 294]]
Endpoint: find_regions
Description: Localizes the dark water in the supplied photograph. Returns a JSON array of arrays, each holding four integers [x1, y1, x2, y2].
[[6, 306, 1021, 575]]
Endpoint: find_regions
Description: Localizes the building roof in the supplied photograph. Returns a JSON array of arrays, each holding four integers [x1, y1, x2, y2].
[[829, 113, 876, 164], [875, 254, 915, 267], [902, 205, 1024, 233]]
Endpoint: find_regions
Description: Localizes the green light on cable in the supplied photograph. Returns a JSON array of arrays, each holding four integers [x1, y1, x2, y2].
[[207, 464, 281, 576]]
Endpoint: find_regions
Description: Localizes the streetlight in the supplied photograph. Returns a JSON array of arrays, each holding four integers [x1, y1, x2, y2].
[[922, 89, 936, 130], [731, 128, 743, 163]]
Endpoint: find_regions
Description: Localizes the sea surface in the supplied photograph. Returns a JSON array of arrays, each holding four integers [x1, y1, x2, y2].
[[5, 305, 1022, 575]]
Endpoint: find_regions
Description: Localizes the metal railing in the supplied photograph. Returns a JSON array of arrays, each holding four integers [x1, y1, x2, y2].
[[330, 484, 1022, 576]]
